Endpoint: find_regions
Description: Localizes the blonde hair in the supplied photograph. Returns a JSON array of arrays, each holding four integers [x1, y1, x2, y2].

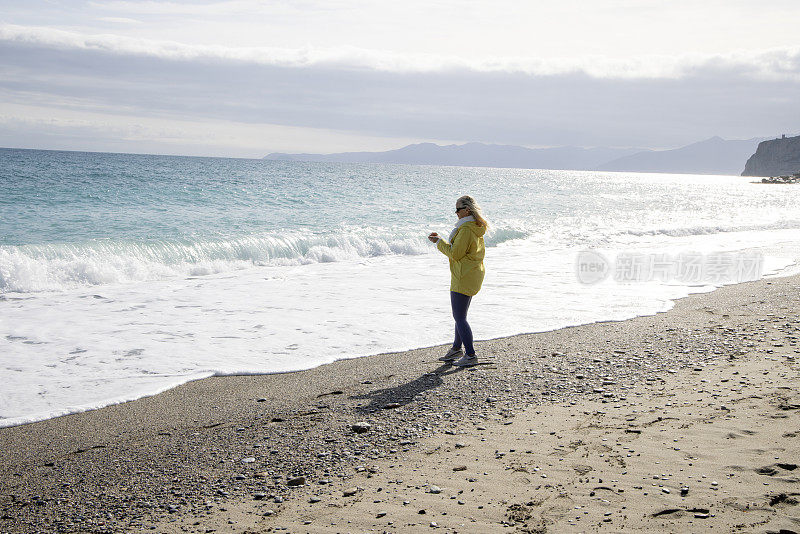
[[457, 195, 490, 230]]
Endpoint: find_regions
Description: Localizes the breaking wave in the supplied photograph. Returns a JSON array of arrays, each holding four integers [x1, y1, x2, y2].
[[0, 226, 527, 293]]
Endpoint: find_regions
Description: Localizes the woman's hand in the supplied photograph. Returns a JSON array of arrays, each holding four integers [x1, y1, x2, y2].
[[428, 232, 439, 243]]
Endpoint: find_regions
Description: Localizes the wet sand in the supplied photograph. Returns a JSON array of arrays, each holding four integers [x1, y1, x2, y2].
[[2, 274, 800, 533]]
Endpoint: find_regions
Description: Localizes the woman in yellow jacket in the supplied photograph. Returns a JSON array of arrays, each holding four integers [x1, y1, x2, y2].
[[428, 195, 488, 367]]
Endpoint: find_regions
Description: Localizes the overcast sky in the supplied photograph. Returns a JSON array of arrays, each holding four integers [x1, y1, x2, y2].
[[1, 0, 799, 157]]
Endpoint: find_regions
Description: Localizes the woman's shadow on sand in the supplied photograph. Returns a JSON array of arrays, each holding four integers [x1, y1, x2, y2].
[[351, 363, 466, 414]]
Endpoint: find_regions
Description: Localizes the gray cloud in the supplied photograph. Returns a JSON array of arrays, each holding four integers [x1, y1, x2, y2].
[[4, 24, 800, 79], [1, 29, 799, 152]]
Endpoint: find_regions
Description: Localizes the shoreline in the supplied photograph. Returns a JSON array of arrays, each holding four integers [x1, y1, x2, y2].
[[1, 273, 799, 532], [4, 264, 785, 431]]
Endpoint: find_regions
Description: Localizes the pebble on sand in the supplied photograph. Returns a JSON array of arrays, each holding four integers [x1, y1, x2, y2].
[[352, 422, 371, 434]]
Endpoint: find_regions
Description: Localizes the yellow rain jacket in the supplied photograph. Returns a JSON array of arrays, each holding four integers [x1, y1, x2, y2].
[[436, 220, 486, 296]]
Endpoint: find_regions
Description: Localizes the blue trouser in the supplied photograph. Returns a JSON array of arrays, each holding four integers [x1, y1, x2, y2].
[[450, 291, 474, 356]]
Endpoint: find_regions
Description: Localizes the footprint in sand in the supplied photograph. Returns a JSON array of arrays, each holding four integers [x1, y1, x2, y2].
[[768, 492, 800, 507], [756, 463, 800, 482]]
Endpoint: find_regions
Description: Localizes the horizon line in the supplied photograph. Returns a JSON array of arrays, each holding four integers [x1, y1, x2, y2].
[[1, 135, 781, 161]]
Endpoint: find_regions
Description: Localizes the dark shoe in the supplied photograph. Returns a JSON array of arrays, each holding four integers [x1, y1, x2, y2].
[[453, 354, 478, 367], [438, 347, 463, 362]]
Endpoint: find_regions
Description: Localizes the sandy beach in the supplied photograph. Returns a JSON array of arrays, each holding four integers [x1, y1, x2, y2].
[[2, 274, 800, 533]]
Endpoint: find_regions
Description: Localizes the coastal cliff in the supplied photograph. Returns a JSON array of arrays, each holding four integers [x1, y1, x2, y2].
[[742, 134, 800, 176]]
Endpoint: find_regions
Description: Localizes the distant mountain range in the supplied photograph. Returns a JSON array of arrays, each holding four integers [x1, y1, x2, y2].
[[265, 142, 643, 171], [597, 136, 765, 175], [264, 136, 767, 175]]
